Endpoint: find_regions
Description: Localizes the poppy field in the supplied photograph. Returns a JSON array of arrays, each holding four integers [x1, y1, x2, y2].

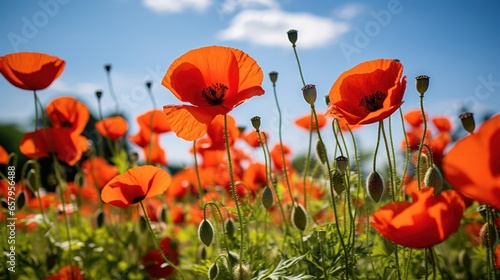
[[1, 30, 500, 279]]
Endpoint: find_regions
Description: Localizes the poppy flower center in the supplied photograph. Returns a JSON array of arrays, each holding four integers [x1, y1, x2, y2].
[[201, 83, 228, 105], [62, 121, 72, 128], [359, 91, 388, 113], [132, 195, 146, 204]]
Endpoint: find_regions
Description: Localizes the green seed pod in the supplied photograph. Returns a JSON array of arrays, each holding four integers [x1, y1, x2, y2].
[[315, 140, 327, 165], [335, 155, 348, 175], [250, 116, 261, 131], [198, 219, 215, 247], [269, 71, 278, 84], [424, 164, 443, 193], [287, 29, 298, 46], [208, 263, 219, 280], [366, 171, 385, 203], [415, 75, 430, 96], [261, 186, 274, 210], [302, 84, 317, 105], [225, 218, 236, 238], [291, 203, 307, 231], [381, 236, 396, 255], [459, 112, 475, 133]]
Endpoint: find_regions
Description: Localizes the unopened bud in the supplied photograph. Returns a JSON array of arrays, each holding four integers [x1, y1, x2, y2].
[[366, 171, 385, 202], [269, 71, 278, 84], [291, 203, 307, 231], [415, 75, 430, 96], [225, 218, 236, 238], [315, 140, 327, 165], [424, 164, 443, 193], [302, 84, 317, 105], [16, 191, 26, 210], [208, 263, 219, 280], [287, 29, 298, 46], [198, 219, 215, 247], [261, 186, 273, 210], [232, 264, 251, 280], [94, 209, 105, 228], [26, 169, 39, 192], [479, 223, 497, 247], [459, 112, 475, 133], [335, 155, 348, 175], [251, 116, 261, 131]]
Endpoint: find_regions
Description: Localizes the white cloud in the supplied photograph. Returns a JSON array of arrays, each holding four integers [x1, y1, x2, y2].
[[217, 9, 350, 49], [333, 3, 365, 20], [217, 0, 279, 14], [143, 0, 212, 13]]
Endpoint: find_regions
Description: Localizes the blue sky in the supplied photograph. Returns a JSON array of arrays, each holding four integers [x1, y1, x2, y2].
[[1, 0, 500, 165]]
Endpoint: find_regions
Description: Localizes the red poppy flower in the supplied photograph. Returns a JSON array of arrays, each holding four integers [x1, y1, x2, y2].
[[81, 157, 118, 189], [294, 113, 327, 130], [162, 46, 265, 140], [46, 96, 89, 134], [443, 114, 500, 210], [141, 237, 179, 279], [202, 114, 240, 150], [0, 145, 8, 164], [95, 116, 128, 141], [243, 162, 267, 192], [137, 109, 171, 134], [242, 130, 268, 148], [327, 109, 361, 133], [327, 59, 407, 125], [371, 187, 465, 248], [101, 165, 171, 208], [45, 265, 84, 280], [432, 116, 452, 132], [19, 128, 88, 166], [404, 109, 425, 127], [270, 143, 292, 171], [0, 52, 65, 91], [142, 134, 167, 166], [495, 244, 500, 269]]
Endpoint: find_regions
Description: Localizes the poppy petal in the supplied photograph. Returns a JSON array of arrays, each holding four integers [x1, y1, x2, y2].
[[163, 105, 218, 141]]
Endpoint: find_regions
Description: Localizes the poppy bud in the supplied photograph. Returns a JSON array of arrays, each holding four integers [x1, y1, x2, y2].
[[26, 169, 39, 193], [459, 112, 475, 133], [291, 203, 307, 231], [251, 116, 261, 131], [366, 170, 385, 202], [208, 263, 219, 280], [415, 75, 429, 96], [232, 264, 251, 280], [332, 169, 345, 195], [335, 155, 348, 175], [104, 64, 111, 72], [316, 140, 327, 165], [424, 164, 443, 193], [261, 186, 273, 210], [381, 236, 396, 255], [302, 84, 317, 105], [287, 29, 298, 46], [225, 217, 236, 238], [197, 245, 207, 260], [1, 198, 7, 209], [269, 71, 278, 84], [16, 191, 26, 210], [157, 206, 167, 223], [95, 90, 103, 100], [479, 223, 497, 247], [198, 219, 215, 247], [94, 209, 105, 228]]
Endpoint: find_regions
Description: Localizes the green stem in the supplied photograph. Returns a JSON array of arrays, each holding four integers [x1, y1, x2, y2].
[[105, 68, 120, 113], [373, 123, 382, 171], [416, 94, 428, 191], [398, 108, 410, 199], [139, 201, 184, 279], [192, 140, 205, 205], [223, 114, 245, 277], [302, 112, 313, 209]]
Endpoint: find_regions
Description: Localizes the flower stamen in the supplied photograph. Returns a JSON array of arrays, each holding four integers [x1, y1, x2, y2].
[[359, 91, 388, 113], [201, 83, 228, 105]]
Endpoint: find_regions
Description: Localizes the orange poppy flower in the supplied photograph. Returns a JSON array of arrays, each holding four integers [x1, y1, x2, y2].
[[101, 165, 171, 208], [294, 113, 327, 130], [327, 109, 361, 133], [45, 265, 84, 280], [19, 128, 88, 166], [203, 114, 240, 150], [142, 134, 167, 166], [432, 116, 452, 132], [137, 109, 171, 134], [270, 143, 292, 171], [242, 130, 268, 148], [443, 114, 500, 210], [46, 96, 89, 134], [404, 109, 425, 127], [371, 187, 465, 248], [0, 145, 8, 164], [81, 157, 119, 189], [0, 52, 65, 91], [95, 116, 128, 141], [242, 162, 267, 192], [162, 46, 265, 140], [327, 59, 407, 125]]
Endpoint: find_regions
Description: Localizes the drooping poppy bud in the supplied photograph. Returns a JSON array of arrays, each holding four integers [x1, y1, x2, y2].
[[366, 170, 385, 202], [198, 219, 215, 247], [291, 203, 307, 231]]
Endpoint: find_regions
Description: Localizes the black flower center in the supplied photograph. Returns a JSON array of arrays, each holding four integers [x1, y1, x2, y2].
[[131, 195, 146, 204], [62, 121, 72, 128], [201, 83, 228, 105], [359, 91, 388, 113]]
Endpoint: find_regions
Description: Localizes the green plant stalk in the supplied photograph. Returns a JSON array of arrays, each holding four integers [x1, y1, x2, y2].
[[192, 140, 205, 206], [292, 45, 306, 87], [373, 123, 382, 171], [319, 238, 329, 280], [271, 81, 294, 204], [398, 108, 410, 200], [380, 120, 401, 280], [223, 114, 245, 278], [302, 111, 313, 210], [486, 206, 497, 280], [388, 117, 399, 199], [139, 201, 184, 279], [347, 126, 364, 250], [145, 85, 157, 165], [105, 68, 120, 113], [404, 248, 413, 280], [416, 94, 428, 191], [311, 106, 350, 277]]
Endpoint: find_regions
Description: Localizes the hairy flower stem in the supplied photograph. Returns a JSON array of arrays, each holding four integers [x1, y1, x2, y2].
[[146, 86, 157, 165], [139, 201, 184, 279], [486, 206, 497, 280], [373, 123, 382, 171], [292, 45, 306, 87], [398, 108, 410, 199], [311, 106, 350, 277], [416, 94, 428, 191], [380, 120, 401, 280], [223, 114, 245, 277], [302, 112, 313, 209], [271, 80, 294, 204], [105, 68, 120, 114]]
